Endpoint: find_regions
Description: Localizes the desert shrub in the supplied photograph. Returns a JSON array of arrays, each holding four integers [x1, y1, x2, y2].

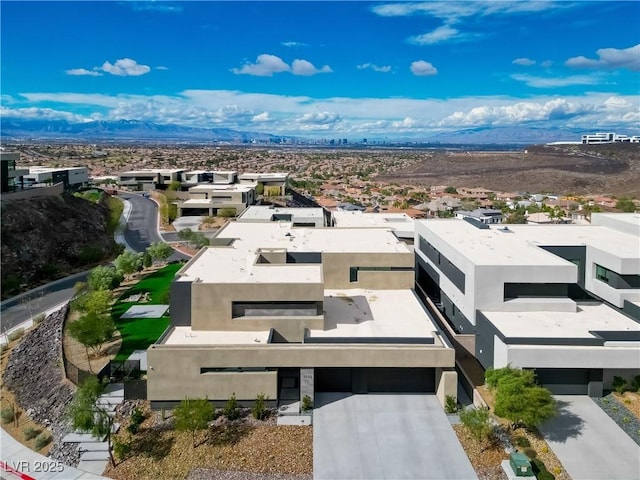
[[1, 407, 15, 424], [33, 313, 45, 325], [445, 395, 458, 414], [78, 245, 105, 264], [613, 376, 628, 394], [127, 407, 146, 434], [23, 427, 40, 440], [631, 375, 640, 392], [34, 433, 52, 450], [7, 328, 24, 342], [523, 448, 537, 459], [223, 393, 241, 420], [113, 437, 132, 460], [514, 435, 531, 448], [531, 458, 555, 480], [218, 208, 236, 218], [301, 395, 313, 412], [252, 393, 269, 420], [459, 407, 493, 442]]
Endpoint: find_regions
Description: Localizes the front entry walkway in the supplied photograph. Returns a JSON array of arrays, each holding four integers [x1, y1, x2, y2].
[[538, 395, 640, 480], [313, 393, 477, 480]]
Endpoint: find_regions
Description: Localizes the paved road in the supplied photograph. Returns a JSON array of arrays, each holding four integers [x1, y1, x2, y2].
[[538, 395, 640, 480], [313, 393, 477, 480], [1, 193, 187, 333], [120, 193, 188, 262]]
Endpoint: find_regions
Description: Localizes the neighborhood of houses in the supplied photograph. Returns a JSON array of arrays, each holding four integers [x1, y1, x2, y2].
[[4, 149, 638, 406]]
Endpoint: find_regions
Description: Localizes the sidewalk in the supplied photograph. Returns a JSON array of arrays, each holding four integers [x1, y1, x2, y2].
[[1, 428, 109, 480]]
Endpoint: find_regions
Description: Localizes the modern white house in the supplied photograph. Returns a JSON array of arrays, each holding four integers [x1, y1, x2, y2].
[[238, 172, 289, 196], [237, 206, 326, 227], [581, 132, 640, 144], [331, 211, 415, 243], [414, 214, 640, 396], [454, 208, 503, 224], [182, 170, 237, 186], [23, 166, 89, 189], [178, 184, 256, 216], [117, 169, 184, 190], [147, 221, 457, 409]]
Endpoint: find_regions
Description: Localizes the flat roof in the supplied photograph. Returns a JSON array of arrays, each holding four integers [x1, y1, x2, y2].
[[308, 289, 439, 341], [482, 302, 640, 339], [238, 206, 324, 221], [332, 211, 415, 232], [184, 170, 237, 175], [418, 219, 639, 265], [29, 166, 87, 173], [178, 222, 411, 283], [189, 184, 254, 193], [591, 212, 640, 236], [238, 172, 289, 180], [119, 168, 184, 175], [417, 220, 572, 267], [160, 327, 271, 345]]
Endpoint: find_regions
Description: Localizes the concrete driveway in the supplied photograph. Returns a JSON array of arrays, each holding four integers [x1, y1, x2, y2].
[[538, 395, 640, 480], [313, 393, 477, 480]]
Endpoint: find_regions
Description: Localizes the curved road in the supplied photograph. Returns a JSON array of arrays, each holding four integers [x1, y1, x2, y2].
[[1, 193, 187, 333]]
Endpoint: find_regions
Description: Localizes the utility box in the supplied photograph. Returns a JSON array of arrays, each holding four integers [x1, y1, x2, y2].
[[509, 452, 533, 477]]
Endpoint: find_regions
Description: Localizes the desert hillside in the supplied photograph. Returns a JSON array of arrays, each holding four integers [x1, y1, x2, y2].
[[380, 143, 640, 197]]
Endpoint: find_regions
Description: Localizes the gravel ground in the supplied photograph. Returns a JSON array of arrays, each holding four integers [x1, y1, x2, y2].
[[593, 392, 640, 446], [186, 469, 312, 480]]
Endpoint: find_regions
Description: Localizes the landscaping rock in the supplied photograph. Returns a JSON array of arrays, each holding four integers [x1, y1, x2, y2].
[[2, 306, 81, 465]]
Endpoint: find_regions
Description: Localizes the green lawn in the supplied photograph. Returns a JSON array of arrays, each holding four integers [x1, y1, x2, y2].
[[112, 263, 182, 362]]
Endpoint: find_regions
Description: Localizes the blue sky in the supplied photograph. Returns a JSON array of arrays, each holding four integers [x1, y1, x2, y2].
[[1, 1, 639, 138]]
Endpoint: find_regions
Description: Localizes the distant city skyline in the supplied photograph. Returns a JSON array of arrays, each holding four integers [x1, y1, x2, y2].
[[1, 1, 639, 139]]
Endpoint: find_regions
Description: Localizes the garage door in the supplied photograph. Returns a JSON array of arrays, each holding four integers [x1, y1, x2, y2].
[[315, 367, 435, 393], [534, 368, 589, 395]]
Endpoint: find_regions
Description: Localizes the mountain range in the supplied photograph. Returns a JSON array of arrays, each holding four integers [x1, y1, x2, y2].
[[0, 117, 615, 145]]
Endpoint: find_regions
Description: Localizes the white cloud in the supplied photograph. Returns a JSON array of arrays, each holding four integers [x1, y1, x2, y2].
[[282, 41, 309, 47], [252, 111, 271, 122], [127, 1, 183, 13], [0, 105, 91, 122], [296, 112, 341, 125], [291, 59, 332, 76], [65, 68, 103, 77], [12, 89, 639, 137], [357, 63, 392, 73], [439, 98, 596, 127], [66, 58, 151, 77], [372, 1, 566, 21], [232, 55, 331, 77], [565, 44, 640, 71], [511, 73, 602, 88], [512, 58, 536, 66], [156, 66, 169, 71], [231, 54, 290, 76], [101, 58, 151, 76], [410, 60, 438, 76], [409, 25, 466, 45]]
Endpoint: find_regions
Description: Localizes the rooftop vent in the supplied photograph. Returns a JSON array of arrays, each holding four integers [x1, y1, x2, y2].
[[498, 226, 513, 233]]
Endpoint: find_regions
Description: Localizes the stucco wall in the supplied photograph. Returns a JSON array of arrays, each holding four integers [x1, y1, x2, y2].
[[147, 343, 455, 401], [322, 252, 414, 289]]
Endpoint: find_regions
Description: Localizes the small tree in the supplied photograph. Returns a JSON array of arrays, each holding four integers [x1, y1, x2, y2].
[[255, 183, 264, 196], [252, 393, 269, 420], [489, 367, 556, 430], [66, 377, 115, 466], [72, 290, 112, 316], [459, 407, 493, 442], [114, 250, 144, 279], [167, 180, 182, 191], [67, 312, 116, 370], [146, 242, 173, 264], [173, 397, 214, 448], [142, 252, 153, 269], [223, 393, 241, 420], [87, 265, 122, 291], [615, 197, 636, 213]]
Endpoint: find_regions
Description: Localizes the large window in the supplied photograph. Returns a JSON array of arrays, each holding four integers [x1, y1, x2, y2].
[[418, 236, 466, 293], [595, 264, 640, 289], [232, 301, 322, 318], [349, 266, 413, 283]]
